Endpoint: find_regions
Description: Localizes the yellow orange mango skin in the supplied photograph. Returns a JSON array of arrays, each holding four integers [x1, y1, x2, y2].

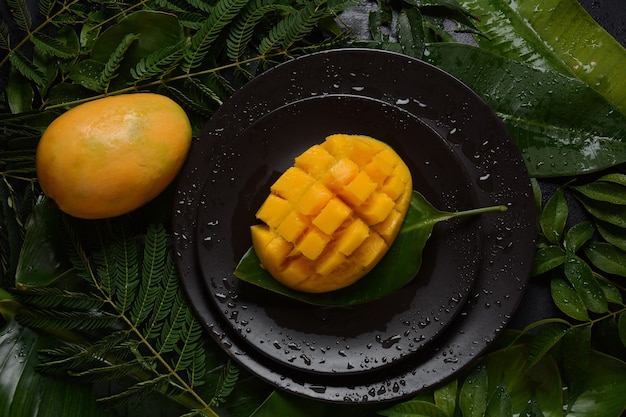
[[251, 134, 412, 293], [36, 93, 192, 219]]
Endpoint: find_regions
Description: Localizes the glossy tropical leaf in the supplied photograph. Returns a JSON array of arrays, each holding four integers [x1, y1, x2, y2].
[[458, 0, 626, 116], [526, 323, 569, 369], [563, 221, 595, 254], [15, 196, 72, 290], [564, 254, 608, 314], [550, 277, 589, 321], [378, 399, 448, 417], [423, 43, 626, 178], [572, 181, 626, 205], [459, 365, 488, 417], [584, 242, 626, 277], [235, 191, 505, 306], [531, 245, 565, 276], [567, 350, 626, 417], [596, 221, 626, 252], [539, 188, 568, 245], [484, 344, 563, 417], [0, 319, 114, 417], [574, 196, 626, 228], [561, 326, 592, 401]]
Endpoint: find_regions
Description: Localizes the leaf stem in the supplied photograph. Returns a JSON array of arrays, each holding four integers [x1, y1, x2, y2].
[[450, 204, 508, 219]]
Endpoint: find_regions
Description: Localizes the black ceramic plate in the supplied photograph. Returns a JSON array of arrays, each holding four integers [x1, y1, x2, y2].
[[194, 94, 482, 376], [172, 48, 537, 403]]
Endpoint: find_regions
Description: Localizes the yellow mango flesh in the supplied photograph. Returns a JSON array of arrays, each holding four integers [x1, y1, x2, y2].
[[251, 134, 412, 293]]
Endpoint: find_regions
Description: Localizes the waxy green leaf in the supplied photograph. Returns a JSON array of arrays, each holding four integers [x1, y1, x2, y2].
[[458, 0, 626, 115], [550, 277, 590, 321], [235, 191, 505, 306], [459, 365, 488, 417], [423, 43, 626, 177], [539, 188, 568, 245], [564, 221, 595, 254], [584, 242, 626, 277], [564, 254, 608, 314], [531, 245, 565, 277]]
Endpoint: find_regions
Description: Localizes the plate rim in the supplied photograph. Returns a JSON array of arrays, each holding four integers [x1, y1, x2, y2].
[[172, 47, 537, 403]]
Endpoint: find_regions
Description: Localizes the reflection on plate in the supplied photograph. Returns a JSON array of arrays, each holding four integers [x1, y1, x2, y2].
[[172, 48, 536, 403]]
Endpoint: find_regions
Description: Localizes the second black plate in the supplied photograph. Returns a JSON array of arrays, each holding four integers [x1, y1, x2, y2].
[[194, 93, 483, 376]]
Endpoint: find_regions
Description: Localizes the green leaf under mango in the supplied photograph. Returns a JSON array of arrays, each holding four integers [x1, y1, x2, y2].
[[234, 191, 505, 306]]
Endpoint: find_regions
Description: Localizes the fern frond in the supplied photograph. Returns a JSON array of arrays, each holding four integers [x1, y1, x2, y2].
[[38, 0, 56, 18], [187, 77, 225, 106], [8, 50, 47, 87], [97, 374, 171, 405], [210, 361, 240, 407], [13, 286, 105, 310], [98, 33, 139, 93], [31, 32, 78, 59], [155, 290, 187, 354], [6, 0, 33, 32], [130, 40, 186, 82], [226, 2, 293, 61], [172, 309, 205, 374], [130, 223, 167, 326], [145, 245, 179, 338], [0, 20, 10, 50], [178, 11, 207, 29], [182, 0, 251, 72], [16, 307, 120, 330], [258, 1, 326, 54], [38, 330, 132, 374], [159, 84, 213, 117], [69, 358, 147, 382], [111, 223, 140, 314]]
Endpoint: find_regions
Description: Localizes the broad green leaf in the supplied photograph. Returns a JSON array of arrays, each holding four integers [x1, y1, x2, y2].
[[526, 323, 569, 370], [561, 326, 591, 403], [89, 10, 184, 87], [584, 241, 626, 277], [531, 245, 565, 277], [597, 173, 626, 187], [7, 67, 34, 113], [485, 382, 512, 417], [422, 43, 626, 177], [434, 379, 457, 417], [595, 275, 623, 305], [575, 196, 626, 228], [563, 221, 595, 254], [396, 7, 425, 59], [572, 182, 626, 205], [249, 391, 326, 417], [15, 196, 72, 290], [235, 191, 505, 306], [550, 278, 589, 321], [484, 344, 563, 417], [458, 0, 626, 116], [567, 351, 626, 417], [0, 319, 114, 417], [618, 312, 626, 349], [459, 365, 488, 417], [596, 221, 626, 252], [539, 188, 568, 245], [564, 254, 608, 314], [378, 399, 448, 417]]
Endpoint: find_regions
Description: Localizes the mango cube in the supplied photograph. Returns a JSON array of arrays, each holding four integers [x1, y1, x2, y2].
[[251, 134, 412, 293]]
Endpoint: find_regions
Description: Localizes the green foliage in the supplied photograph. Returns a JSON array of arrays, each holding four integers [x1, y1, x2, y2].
[[11, 219, 237, 415], [2, 0, 626, 416]]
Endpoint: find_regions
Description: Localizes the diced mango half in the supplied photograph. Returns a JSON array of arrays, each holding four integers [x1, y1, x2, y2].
[[251, 134, 412, 293]]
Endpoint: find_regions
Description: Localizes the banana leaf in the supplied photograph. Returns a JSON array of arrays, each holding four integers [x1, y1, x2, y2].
[[423, 43, 626, 177], [458, 0, 626, 116]]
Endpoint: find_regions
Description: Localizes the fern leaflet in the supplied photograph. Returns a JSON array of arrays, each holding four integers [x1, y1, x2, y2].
[[9, 50, 47, 87], [31, 32, 78, 59], [226, 2, 294, 61], [6, 0, 33, 33], [182, 0, 251, 72], [258, 1, 326, 54], [210, 361, 240, 407], [98, 33, 139, 93]]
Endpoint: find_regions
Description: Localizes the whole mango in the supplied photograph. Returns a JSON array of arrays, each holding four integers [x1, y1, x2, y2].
[[36, 93, 192, 219]]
